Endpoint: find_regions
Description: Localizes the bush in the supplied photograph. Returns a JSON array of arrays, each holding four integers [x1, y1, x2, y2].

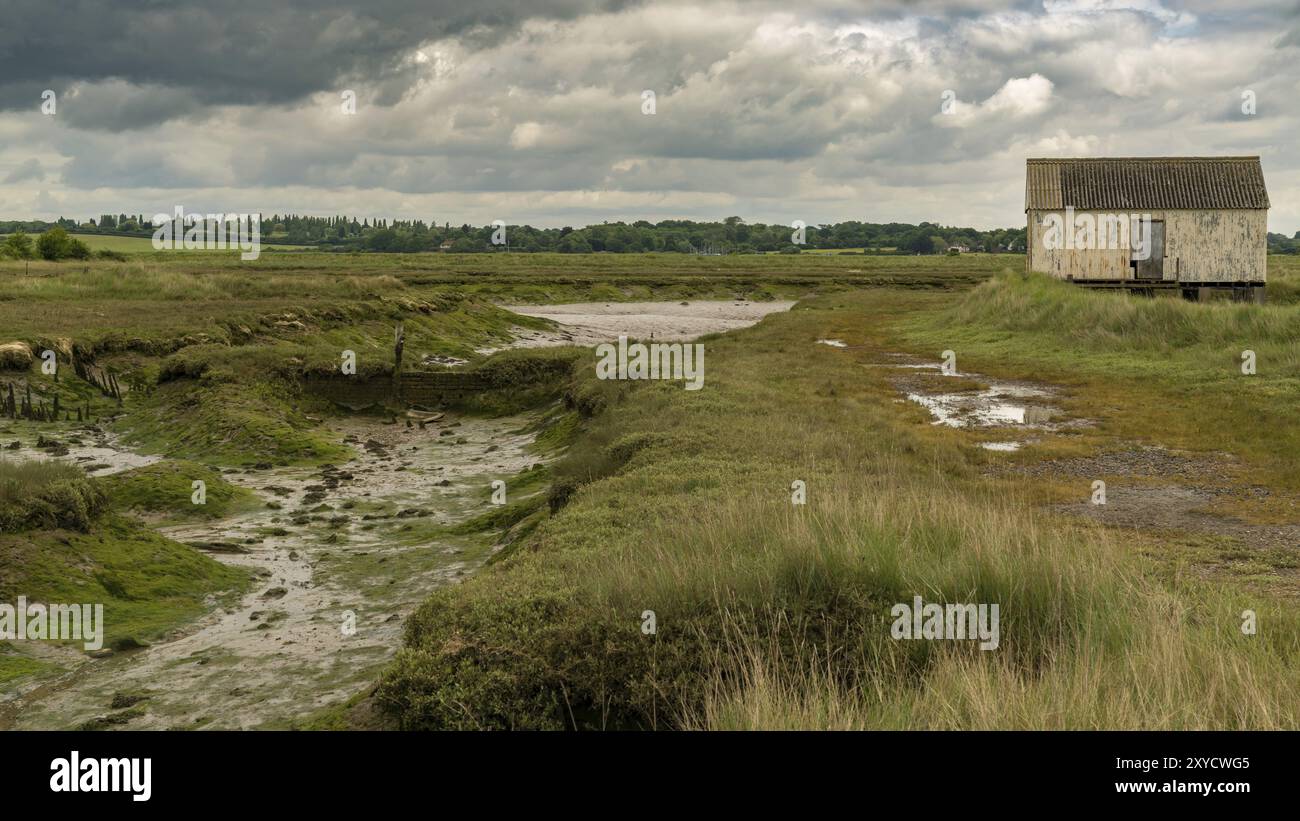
[[35, 227, 89, 261], [1, 231, 35, 260], [0, 460, 106, 532]]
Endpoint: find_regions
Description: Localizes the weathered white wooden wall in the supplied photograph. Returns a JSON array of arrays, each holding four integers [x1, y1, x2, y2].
[[1026, 208, 1267, 282]]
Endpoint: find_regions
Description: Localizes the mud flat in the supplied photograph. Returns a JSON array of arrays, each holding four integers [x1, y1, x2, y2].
[[502, 300, 796, 347], [1, 422, 161, 475], [8, 411, 550, 730]]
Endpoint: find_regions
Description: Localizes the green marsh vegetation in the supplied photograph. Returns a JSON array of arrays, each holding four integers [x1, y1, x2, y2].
[[899, 267, 1300, 500], [0, 457, 251, 687], [377, 266, 1300, 730], [0, 250, 618, 696], [98, 460, 260, 522], [3, 249, 1297, 728], [0, 458, 103, 532], [0, 249, 1012, 335]]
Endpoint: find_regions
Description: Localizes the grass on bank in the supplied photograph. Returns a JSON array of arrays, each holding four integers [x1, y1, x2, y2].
[[0, 458, 252, 686], [374, 282, 1299, 730], [92, 294, 555, 465], [0, 513, 249, 648], [4, 255, 583, 467], [0, 457, 104, 532], [99, 460, 260, 522]]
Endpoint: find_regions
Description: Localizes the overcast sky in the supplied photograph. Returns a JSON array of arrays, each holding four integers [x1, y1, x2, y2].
[[1, 0, 1298, 231]]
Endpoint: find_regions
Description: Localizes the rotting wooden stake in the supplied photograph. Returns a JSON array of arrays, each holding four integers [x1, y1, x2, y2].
[[394, 321, 406, 404]]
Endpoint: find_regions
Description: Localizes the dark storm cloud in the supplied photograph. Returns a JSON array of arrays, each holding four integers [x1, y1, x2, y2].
[[0, 0, 637, 125]]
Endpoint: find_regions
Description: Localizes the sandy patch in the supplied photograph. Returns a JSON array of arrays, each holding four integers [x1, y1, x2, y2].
[[503, 300, 795, 347]]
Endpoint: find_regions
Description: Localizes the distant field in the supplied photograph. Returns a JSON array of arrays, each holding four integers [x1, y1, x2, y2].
[[797, 246, 895, 254], [68, 234, 162, 252], [0, 251, 1019, 341], [2, 249, 1293, 343]]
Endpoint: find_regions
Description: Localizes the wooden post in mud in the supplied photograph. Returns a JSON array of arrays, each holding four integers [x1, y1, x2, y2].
[[393, 322, 405, 405]]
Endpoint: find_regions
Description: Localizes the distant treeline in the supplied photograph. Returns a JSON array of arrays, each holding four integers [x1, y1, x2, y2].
[[1267, 233, 1300, 254], [5, 215, 1299, 255], [0, 215, 1027, 255]]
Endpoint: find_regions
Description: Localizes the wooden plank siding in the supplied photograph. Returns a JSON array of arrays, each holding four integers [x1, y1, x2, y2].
[[1026, 208, 1268, 282]]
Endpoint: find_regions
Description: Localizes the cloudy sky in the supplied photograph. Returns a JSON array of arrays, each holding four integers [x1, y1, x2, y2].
[[1, 0, 1298, 231]]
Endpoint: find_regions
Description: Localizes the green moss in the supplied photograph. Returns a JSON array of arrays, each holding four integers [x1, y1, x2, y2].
[[532, 410, 581, 452], [0, 646, 59, 685], [120, 375, 346, 467], [450, 347, 583, 415], [452, 487, 546, 536], [0, 513, 251, 651], [99, 460, 259, 521]]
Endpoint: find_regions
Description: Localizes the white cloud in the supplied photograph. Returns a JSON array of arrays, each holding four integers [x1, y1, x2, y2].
[[939, 74, 1055, 126], [510, 122, 543, 149]]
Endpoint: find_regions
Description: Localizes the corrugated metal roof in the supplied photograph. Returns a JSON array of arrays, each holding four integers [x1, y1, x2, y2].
[[1025, 157, 1269, 211]]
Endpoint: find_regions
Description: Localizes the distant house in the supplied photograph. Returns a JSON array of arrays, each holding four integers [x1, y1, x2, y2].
[[439, 241, 454, 251], [1025, 156, 1270, 301]]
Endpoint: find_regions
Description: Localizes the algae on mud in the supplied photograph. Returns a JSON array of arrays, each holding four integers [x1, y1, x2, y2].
[[0, 454, 250, 665], [7, 408, 562, 730]]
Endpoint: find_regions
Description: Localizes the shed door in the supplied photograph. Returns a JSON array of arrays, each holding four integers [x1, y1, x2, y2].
[[1133, 220, 1164, 280]]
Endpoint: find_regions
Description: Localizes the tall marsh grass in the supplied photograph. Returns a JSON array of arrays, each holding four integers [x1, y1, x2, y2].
[[951, 271, 1300, 352], [379, 286, 1300, 730], [0, 457, 104, 532]]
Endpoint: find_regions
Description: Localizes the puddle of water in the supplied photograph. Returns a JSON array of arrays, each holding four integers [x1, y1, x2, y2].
[[878, 355, 1080, 433], [7, 410, 552, 730], [980, 441, 1023, 452], [905, 389, 1060, 428]]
